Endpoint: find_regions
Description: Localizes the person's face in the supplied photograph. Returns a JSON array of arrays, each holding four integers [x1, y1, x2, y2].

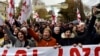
[[43, 30, 50, 39], [65, 30, 71, 38], [54, 29, 60, 34], [4, 34, 9, 41], [96, 22, 100, 28], [73, 26, 77, 31], [77, 24, 85, 32], [3, 29, 6, 33], [42, 24, 46, 28], [81, 24, 85, 29], [14, 28, 19, 34], [69, 24, 73, 28], [18, 32, 24, 41], [13, 25, 17, 30]]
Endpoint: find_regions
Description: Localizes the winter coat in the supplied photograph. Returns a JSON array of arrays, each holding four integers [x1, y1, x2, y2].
[[59, 33, 77, 46], [4, 27, 36, 47], [28, 28, 57, 47], [76, 15, 100, 45], [52, 32, 61, 44]]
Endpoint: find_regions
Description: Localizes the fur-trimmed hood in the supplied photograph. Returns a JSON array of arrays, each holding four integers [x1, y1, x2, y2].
[[61, 32, 75, 38]]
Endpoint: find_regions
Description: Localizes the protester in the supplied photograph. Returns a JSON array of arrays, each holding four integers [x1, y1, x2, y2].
[[75, 7, 100, 45], [20, 27, 32, 39], [4, 24, 36, 48], [52, 26, 62, 44], [1, 33, 13, 48], [28, 26, 57, 47], [59, 28, 76, 46], [13, 27, 20, 37], [95, 22, 100, 35], [0, 2, 99, 49]]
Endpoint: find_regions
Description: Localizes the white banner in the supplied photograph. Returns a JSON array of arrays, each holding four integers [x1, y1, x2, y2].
[[0, 45, 100, 56]]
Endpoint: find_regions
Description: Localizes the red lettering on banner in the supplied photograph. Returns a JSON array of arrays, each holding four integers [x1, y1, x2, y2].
[[58, 48, 63, 56], [83, 48, 90, 56], [95, 47, 100, 56], [33, 49, 38, 56], [2, 50, 8, 56], [15, 50, 27, 56], [70, 48, 81, 56]]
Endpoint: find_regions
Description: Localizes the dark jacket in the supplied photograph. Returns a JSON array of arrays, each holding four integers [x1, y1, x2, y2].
[[59, 38, 77, 46], [52, 32, 61, 44], [76, 15, 100, 45], [59, 33, 77, 46]]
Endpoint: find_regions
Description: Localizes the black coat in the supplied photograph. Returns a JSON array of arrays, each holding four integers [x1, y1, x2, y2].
[[76, 15, 100, 45], [52, 33, 61, 44], [59, 38, 77, 46]]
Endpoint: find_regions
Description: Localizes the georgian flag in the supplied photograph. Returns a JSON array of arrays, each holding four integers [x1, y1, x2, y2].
[[33, 12, 40, 22], [51, 7, 56, 25], [51, 12, 56, 25], [33, 12, 39, 19], [18, 0, 32, 24], [77, 8, 81, 23], [7, 0, 15, 24]]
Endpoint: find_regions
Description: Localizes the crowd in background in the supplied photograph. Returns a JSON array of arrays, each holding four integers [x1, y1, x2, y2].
[[0, 14, 100, 48]]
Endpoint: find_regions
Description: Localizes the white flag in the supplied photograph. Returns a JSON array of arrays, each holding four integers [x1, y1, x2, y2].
[[77, 8, 81, 23], [7, 0, 15, 24], [19, 0, 32, 24]]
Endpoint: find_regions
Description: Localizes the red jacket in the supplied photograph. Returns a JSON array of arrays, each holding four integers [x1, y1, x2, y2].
[[28, 28, 57, 47]]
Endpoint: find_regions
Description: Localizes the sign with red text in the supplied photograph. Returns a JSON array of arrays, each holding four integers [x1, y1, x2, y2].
[[0, 45, 100, 56]]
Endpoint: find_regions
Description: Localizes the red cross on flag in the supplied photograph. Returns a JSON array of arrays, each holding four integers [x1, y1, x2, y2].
[[51, 13, 56, 25], [77, 8, 81, 23], [33, 12, 40, 22], [7, 0, 15, 24], [33, 12, 39, 19], [18, 0, 32, 24]]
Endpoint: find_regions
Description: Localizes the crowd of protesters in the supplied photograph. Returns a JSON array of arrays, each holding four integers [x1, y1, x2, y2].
[[0, 7, 100, 48]]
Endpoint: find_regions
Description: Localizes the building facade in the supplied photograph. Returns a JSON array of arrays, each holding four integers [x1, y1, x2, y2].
[[0, 1, 8, 18]]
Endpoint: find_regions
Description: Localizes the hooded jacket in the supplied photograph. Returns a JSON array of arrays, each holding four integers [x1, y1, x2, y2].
[[59, 32, 76, 46]]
